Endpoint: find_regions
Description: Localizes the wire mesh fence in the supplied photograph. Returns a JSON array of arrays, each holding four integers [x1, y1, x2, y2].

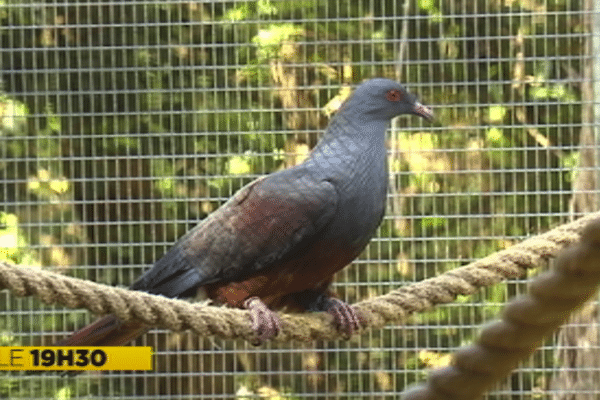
[[1, 0, 599, 398]]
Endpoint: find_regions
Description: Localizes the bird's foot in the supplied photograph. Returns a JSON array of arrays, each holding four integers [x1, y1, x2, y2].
[[326, 298, 361, 338], [244, 297, 281, 345]]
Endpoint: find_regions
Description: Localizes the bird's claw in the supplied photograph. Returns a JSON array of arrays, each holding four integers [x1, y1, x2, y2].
[[326, 298, 361, 338], [244, 297, 281, 345]]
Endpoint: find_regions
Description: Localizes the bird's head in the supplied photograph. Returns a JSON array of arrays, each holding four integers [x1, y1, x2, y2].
[[339, 78, 434, 123]]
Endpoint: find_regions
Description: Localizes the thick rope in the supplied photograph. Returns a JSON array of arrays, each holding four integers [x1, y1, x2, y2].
[[1, 211, 600, 344], [401, 218, 600, 400]]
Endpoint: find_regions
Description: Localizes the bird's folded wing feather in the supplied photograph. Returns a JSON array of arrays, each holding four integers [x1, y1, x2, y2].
[[131, 174, 338, 297]]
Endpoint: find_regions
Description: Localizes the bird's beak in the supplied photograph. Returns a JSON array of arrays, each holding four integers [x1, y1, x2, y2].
[[412, 101, 434, 122]]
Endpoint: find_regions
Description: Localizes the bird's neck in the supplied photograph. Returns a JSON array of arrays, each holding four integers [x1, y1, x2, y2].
[[313, 112, 389, 153], [303, 112, 389, 178]]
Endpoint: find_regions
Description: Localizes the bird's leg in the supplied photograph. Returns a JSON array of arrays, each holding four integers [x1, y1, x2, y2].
[[243, 296, 282, 345], [291, 290, 362, 338], [323, 297, 362, 338]]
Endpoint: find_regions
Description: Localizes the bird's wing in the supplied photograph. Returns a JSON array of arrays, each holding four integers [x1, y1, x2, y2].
[[131, 172, 338, 297]]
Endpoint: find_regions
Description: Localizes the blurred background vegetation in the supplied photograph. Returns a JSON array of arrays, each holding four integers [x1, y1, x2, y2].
[[1, 0, 598, 399]]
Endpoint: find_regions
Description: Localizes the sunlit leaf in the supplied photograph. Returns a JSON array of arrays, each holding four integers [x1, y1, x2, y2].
[[486, 127, 505, 146], [1, 99, 29, 133], [228, 155, 252, 175], [323, 86, 352, 116], [421, 216, 446, 229], [224, 5, 249, 21], [419, 350, 452, 368], [54, 386, 72, 400], [252, 24, 305, 59], [487, 105, 507, 122], [49, 179, 69, 194], [257, 0, 277, 15]]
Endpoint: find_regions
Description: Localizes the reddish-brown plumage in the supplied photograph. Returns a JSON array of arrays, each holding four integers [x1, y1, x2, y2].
[[204, 239, 357, 309], [53, 315, 148, 347]]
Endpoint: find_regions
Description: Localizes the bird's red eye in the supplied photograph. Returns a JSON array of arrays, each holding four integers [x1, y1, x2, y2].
[[385, 89, 403, 102]]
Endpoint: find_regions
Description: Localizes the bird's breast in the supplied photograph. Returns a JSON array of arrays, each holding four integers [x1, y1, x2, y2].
[[204, 238, 359, 308], [205, 141, 389, 310], [328, 152, 388, 247]]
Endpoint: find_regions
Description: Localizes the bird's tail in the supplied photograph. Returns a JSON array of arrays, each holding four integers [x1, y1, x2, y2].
[[53, 315, 149, 347]]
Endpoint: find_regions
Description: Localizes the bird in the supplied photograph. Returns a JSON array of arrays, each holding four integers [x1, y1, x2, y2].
[[54, 78, 433, 347]]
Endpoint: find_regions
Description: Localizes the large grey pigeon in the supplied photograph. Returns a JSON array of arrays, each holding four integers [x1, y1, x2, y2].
[[54, 78, 433, 346]]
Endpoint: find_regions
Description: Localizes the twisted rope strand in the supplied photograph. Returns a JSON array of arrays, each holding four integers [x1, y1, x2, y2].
[[1, 211, 599, 343], [353, 211, 598, 330], [401, 218, 600, 400]]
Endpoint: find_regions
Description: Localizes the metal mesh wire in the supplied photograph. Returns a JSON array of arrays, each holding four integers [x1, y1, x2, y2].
[[1, 0, 599, 398]]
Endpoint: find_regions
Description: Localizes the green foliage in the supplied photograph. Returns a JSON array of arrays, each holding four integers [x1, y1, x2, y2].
[[0, 0, 587, 397], [0, 98, 28, 135], [253, 24, 305, 60], [0, 212, 39, 266]]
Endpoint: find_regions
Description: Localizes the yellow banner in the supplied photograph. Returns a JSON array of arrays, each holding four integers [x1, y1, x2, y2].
[[0, 347, 153, 371]]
